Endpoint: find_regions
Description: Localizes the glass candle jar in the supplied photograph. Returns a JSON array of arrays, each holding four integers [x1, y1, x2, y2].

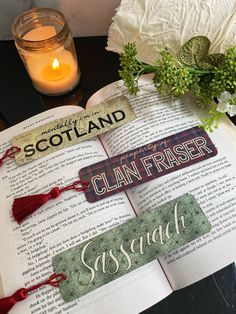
[[12, 8, 80, 96]]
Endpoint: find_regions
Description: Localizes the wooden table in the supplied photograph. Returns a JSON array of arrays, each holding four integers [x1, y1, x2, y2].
[[0, 36, 235, 314]]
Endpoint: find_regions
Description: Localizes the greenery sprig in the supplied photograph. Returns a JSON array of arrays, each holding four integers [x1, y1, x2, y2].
[[119, 37, 236, 131]]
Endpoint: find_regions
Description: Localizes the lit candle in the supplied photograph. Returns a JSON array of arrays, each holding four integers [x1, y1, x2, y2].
[[25, 44, 79, 95], [12, 8, 80, 96]]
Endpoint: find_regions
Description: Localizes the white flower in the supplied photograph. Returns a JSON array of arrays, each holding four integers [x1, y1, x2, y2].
[[216, 91, 236, 117]]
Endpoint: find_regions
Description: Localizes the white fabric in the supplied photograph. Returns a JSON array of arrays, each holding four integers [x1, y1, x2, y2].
[[106, 0, 236, 64]]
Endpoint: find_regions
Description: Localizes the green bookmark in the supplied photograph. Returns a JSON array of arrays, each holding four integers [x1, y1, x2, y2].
[[52, 194, 211, 302]]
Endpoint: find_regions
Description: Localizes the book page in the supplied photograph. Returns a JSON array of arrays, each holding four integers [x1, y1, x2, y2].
[[87, 74, 236, 290], [0, 105, 171, 314]]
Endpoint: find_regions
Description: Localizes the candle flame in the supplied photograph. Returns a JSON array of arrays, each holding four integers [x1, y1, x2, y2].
[[52, 58, 59, 70]]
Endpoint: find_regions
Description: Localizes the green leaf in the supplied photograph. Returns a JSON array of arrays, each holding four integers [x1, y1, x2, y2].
[[177, 36, 211, 68]]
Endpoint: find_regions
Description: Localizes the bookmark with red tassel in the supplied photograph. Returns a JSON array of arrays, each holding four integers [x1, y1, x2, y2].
[[0, 273, 66, 314], [0, 147, 21, 168], [12, 180, 89, 224]]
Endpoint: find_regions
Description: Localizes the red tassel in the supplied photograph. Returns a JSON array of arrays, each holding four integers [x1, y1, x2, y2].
[[0, 273, 66, 314], [12, 187, 60, 224], [12, 180, 89, 224], [0, 288, 27, 314], [0, 147, 21, 168]]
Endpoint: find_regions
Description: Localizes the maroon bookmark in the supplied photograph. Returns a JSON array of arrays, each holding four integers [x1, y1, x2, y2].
[[79, 127, 217, 202]]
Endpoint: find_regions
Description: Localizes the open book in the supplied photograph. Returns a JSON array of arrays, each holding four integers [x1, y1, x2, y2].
[[1, 74, 236, 314]]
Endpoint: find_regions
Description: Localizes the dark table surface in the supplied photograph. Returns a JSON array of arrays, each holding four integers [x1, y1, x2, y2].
[[0, 36, 236, 314]]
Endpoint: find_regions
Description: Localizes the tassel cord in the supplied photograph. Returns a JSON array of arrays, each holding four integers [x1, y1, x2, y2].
[[26, 273, 67, 293], [8, 273, 66, 299], [46, 180, 90, 201], [0, 274, 66, 314], [60, 180, 90, 193], [0, 147, 21, 167]]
